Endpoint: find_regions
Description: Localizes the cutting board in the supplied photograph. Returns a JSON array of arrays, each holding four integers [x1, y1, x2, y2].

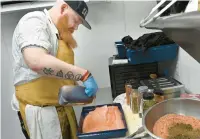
[[113, 93, 146, 138]]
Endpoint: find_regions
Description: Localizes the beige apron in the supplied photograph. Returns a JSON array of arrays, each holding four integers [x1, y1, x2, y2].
[[15, 40, 78, 139]]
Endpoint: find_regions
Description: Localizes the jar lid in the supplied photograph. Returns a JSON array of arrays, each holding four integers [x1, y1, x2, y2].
[[153, 89, 164, 96], [147, 89, 154, 93], [138, 86, 148, 93], [143, 92, 154, 100], [126, 79, 140, 89]]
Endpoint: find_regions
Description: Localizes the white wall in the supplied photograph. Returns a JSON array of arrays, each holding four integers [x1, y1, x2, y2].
[[73, 1, 156, 88], [1, 1, 156, 139], [1, 8, 38, 139], [172, 0, 200, 94], [173, 48, 200, 94]]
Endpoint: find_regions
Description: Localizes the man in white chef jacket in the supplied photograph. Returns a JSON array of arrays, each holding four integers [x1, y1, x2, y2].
[[11, 0, 98, 139]]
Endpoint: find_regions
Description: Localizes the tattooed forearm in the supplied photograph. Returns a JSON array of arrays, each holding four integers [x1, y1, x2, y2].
[[56, 70, 64, 78], [43, 68, 54, 75], [65, 71, 74, 79], [42, 67, 83, 81], [64, 71, 82, 80], [75, 74, 82, 80]]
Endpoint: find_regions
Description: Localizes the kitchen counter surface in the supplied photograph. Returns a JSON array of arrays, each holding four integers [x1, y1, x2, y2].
[[113, 93, 150, 139]]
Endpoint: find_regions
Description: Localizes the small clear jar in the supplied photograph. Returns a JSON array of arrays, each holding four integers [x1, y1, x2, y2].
[[125, 81, 132, 106], [131, 89, 139, 114], [153, 89, 164, 103], [142, 90, 156, 114], [138, 86, 148, 107]]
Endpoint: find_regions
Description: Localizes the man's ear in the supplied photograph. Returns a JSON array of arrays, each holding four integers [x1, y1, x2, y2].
[[60, 3, 68, 14]]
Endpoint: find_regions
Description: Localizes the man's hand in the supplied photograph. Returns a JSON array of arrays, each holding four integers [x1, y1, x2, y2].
[[83, 75, 98, 97]]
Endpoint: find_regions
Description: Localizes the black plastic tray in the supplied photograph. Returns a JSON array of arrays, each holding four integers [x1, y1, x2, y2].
[[77, 103, 128, 139]]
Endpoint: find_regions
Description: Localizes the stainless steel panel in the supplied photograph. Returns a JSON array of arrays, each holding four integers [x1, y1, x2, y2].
[[144, 11, 200, 63]]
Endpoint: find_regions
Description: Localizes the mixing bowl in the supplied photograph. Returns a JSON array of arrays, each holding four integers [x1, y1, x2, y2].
[[142, 98, 200, 139]]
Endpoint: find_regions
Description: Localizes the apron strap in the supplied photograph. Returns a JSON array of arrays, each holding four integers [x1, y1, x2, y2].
[[17, 111, 30, 139]]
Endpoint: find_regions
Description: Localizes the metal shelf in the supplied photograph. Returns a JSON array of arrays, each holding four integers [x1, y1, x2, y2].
[[1, 1, 54, 13], [144, 11, 200, 63]]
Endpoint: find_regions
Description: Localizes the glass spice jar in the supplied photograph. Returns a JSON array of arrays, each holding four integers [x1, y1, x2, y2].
[[131, 89, 139, 114], [138, 86, 148, 107], [153, 89, 164, 103], [125, 82, 132, 106], [142, 90, 156, 113]]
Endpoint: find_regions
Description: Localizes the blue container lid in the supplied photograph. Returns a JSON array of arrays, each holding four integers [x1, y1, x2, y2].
[[115, 41, 124, 45], [115, 41, 123, 44]]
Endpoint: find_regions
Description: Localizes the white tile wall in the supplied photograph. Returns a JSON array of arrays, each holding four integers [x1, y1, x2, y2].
[[124, 1, 157, 38], [173, 48, 200, 94], [73, 1, 157, 88], [73, 1, 126, 88], [172, 0, 200, 94]]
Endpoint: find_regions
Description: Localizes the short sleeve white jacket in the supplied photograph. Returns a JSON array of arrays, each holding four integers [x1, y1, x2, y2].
[[12, 9, 59, 85]]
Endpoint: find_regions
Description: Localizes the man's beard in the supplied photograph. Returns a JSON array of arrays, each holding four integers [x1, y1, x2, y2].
[[56, 15, 77, 49]]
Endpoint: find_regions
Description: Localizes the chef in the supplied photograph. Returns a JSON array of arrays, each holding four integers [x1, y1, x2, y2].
[[11, 0, 98, 139]]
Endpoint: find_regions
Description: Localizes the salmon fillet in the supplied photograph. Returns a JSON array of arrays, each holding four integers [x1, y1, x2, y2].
[[82, 106, 125, 133]]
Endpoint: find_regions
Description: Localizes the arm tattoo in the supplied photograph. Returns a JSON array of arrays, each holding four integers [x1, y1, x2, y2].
[[43, 68, 54, 75], [64, 72, 82, 81], [43, 68, 82, 81], [56, 70, 64, 78], [65, 71, 74, 80], [75, 74, 82, 80]]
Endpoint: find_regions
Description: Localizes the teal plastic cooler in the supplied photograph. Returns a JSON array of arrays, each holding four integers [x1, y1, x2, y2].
[[126, 44, 179, 65]]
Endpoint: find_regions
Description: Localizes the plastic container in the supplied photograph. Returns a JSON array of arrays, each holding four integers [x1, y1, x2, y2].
[[140, 77, 185, 99], [126, 44, 179, 65], [115, 41, 127, 59], [77, 103, 128, 139], [58, 86, 94, 105]]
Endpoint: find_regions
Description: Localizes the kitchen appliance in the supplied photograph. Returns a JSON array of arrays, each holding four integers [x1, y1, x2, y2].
[[143, 98, 200, 139], [108, 56, 158, 99]]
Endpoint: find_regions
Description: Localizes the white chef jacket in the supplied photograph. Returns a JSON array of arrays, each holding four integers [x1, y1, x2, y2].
[[12, 8, 59, 86], [11, 9, 63, 139]]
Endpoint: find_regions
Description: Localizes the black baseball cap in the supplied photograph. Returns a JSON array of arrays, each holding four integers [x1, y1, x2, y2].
[[65, 1, 91, 30]]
